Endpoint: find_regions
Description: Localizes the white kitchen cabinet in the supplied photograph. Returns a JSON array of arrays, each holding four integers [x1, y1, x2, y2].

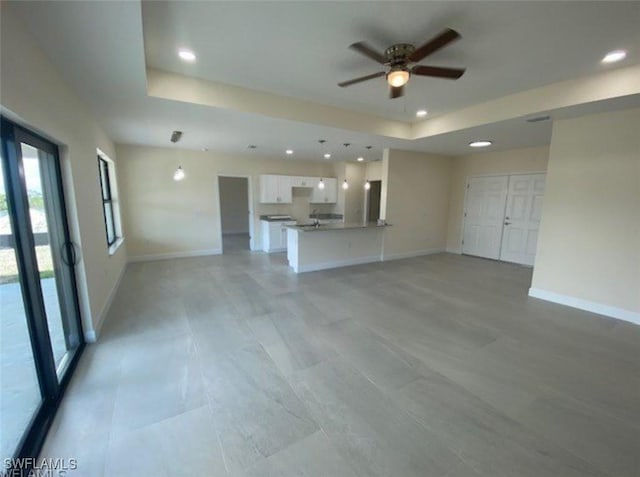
[[324, 178, 337, 203], [290, 176, 315, 188], [260, 174, 336, 203], [261, 220, 295, 252], [310, 178, 337, 203], [259, 175, 292, 203]]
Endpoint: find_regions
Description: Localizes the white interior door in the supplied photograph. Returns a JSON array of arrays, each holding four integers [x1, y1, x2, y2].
[[499, 174, 546, 266], [462, 176, 509, 259]]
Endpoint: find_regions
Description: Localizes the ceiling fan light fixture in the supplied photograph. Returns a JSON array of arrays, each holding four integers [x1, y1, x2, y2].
[[387, 68, 410, 87]]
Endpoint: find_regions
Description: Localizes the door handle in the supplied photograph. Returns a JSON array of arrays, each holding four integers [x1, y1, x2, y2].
[[71, 242, 79, 265], [61, 241, 79, 266], [61, 242, 72, 266], [504, 222, 511, 226]]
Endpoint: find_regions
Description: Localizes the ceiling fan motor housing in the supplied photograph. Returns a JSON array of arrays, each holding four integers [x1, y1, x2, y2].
[[385, 43, 416, 66]]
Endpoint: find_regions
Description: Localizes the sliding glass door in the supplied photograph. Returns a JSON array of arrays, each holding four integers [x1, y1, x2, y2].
[[1, 118, 84, 464]]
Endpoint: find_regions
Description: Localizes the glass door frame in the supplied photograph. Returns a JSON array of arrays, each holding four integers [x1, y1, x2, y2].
[[1, 117, 85, 463]]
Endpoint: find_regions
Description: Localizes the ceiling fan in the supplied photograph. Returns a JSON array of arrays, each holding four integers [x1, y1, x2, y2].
[[338, 28, 466, 99]]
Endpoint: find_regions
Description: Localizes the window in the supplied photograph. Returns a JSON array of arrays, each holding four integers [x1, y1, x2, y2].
[[97, 151, 122, 252]]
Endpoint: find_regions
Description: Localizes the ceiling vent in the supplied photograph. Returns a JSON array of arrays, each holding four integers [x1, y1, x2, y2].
[[526, 115, 551, 123], [170, 130, 183, 143]]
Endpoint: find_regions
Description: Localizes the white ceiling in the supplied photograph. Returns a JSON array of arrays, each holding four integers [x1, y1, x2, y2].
[[8, 1, 640, 159]]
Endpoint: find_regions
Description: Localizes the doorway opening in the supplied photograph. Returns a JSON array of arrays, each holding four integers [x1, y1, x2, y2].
[[366, 180, 382, 223], [218, 176, 251, 253]]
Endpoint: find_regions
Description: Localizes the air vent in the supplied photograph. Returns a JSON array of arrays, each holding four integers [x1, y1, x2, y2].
[[526, 115, 551, 123], [170, 130, 183, 143]]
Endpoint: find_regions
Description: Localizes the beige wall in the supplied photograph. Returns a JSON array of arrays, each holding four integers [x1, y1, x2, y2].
[[531, 108, 640, 318], [382, 149, 453, 259], [116, 145, 343, 259], [446, 146, 549, 253], [1, 5, 127, 340], [366, 160, 383, 181], [343, 163, 367, 223], [219, 176, 249, 234]]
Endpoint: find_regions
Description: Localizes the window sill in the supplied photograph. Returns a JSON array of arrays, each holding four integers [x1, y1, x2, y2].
[[108, 237, 125, 256]]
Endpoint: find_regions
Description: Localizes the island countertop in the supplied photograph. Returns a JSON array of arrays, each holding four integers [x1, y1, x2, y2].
[[286, 222, 388, 273], [286, 222, 389, 232]]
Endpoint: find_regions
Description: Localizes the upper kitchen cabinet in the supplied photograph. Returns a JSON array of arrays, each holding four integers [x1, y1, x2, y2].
[[260, 175, 293, 203], [310, 178, 337, 203], [290, 176, 315, 188]]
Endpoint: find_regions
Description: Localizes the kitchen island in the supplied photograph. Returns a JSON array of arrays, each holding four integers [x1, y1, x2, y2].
[[286, 223, 388, 273]]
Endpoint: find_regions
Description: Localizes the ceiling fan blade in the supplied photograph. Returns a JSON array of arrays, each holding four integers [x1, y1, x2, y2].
[[409, 28, 461, 63], [389, 85, 404, 99], [411, 65, 465, 79], [349, 42, 387, 64], [338, 71, 386, 87]]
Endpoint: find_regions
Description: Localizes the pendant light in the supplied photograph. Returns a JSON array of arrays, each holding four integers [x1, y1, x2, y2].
[[364, 180, 371, 190], [173, 166, 185, 181], [318, 178, 325, 190], [342, 179, 349, 190]]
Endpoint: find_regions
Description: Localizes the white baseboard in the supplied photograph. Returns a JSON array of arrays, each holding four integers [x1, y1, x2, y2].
[[296, 255, 382, 273], [85, 261, 127, 343], [382, 248, 445, 261], [528, 287, 640, 326], [128, 248, 222, 263]]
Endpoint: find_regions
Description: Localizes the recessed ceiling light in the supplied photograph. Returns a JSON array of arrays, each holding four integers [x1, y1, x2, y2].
[[416, 110, 428, 117], [357, 157, 364, 162], [601, 50, 627, 64], [285, 149, 293, 155], [324, 153, 331, 159], [178, 49, 196, 62], [469, 140, 492, 148]]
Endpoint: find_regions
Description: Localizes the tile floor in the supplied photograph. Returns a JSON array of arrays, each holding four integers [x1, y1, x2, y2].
[[222, 233, 250, 254], [38, 252, 640, 476]]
